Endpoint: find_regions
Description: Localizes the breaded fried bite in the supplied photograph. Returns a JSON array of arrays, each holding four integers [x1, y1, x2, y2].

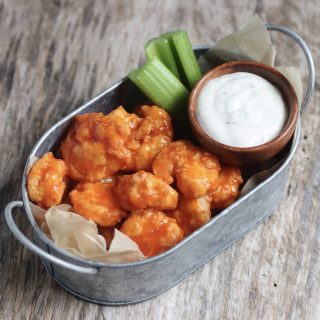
[[133, 105, 173, 171], [168, 166, 242, 235], [152, 140, 220, 198], [210, 166, 243, 210], [114, 170, 178, 211], [60, 108, 141, 182], [69, 181, 127, 227], [120, 209, 184, 257], [60, 105, 173, 182], [167, 195, 212, 236], [27, 152, 67, 209]]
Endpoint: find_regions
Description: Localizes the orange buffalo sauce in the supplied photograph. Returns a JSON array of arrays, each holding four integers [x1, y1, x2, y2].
[[27, 152, 68, 209], [69, 181, 127, 227], [120, 209, 184, 257]]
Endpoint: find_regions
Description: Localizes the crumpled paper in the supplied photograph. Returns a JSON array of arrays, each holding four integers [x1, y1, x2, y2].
[[39, 204, 145, 263], [240, 161, 284, 197], [198, 15, 302, 104], [277, 66, 303, 106], [199, 15, 276, 68], [30, 201, 46, 225]]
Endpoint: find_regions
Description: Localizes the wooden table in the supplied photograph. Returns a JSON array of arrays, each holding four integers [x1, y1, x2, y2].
[[1, 1, 319, 319]]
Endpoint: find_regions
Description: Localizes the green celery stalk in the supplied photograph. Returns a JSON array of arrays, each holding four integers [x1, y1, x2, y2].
[[128, 57, 189, 116], [145, 37, 180, 80], [162, 31, 202, 90]]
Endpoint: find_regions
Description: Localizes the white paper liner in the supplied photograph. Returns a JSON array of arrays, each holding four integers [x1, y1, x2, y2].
[[199, 15, 276, 69], [30, 202, 46, 225], [198, 15, 302, 105], [240, 161, 284, 197], [39, 204, 145, 263], [276, 66, 303, 105], [30, 201, 146, 263], [104, 229, 146, 263]]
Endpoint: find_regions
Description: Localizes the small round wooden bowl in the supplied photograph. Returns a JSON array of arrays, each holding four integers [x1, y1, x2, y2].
[[189, 60, 299, 166]]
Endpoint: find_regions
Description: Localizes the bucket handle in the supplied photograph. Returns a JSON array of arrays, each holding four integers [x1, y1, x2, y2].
[[265, 24, 315, 112], [5, 201, 98, 274]]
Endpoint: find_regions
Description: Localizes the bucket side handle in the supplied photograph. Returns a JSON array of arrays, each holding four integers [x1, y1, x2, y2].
[[266, 24, 315, 112], [5, 201, 98, 274]]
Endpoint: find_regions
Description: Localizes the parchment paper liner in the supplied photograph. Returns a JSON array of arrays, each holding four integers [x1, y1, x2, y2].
[[41, 205, 145, 263], [198, 15, 302, 104], [31, 202, 145, 263]]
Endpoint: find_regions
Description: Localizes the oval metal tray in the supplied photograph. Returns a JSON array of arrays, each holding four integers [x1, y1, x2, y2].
[[5, 24, 315, 305]]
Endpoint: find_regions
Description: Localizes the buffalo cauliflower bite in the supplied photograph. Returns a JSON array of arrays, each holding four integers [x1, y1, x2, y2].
[[114, 170, 178, 211], [60, 109, 141, 181], [60, 105, 173, 182], [167, 195, 212, 236], [120, 209, 184, 257], [27, 152, 67, 209], [152, 140, 220, 198], [168, 166, 242, 235], [133, 105, 173, 171], [210, 166, 243, 210], [69, 181, 127, 227]]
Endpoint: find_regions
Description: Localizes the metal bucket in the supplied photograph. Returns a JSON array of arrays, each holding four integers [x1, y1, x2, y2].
[[5, 24, 315, 305]]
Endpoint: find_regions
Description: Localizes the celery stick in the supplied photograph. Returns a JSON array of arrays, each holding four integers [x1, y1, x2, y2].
[[128, 58, 189, 115], [162, 31, 202, 90], [145, 37, 180, 80]]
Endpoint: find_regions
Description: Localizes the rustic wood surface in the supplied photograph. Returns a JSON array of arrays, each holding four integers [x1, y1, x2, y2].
[[0, 0, 319, 319]]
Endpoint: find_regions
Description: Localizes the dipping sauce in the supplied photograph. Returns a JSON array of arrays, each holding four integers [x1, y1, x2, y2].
[[196, 72, 288, 148]]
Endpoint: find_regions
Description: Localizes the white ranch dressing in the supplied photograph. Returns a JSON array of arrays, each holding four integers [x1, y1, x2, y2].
[[196, 72, 288, 148]]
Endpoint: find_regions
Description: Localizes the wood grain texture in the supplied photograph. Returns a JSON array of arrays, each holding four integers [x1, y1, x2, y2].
[[0, 0, 319, 319]]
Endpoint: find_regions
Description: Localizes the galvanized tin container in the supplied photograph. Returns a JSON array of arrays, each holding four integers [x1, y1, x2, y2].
[[5, 24, 315, 305]]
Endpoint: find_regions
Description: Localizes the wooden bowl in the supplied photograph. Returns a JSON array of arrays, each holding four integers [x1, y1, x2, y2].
[[188, 61, 299, 166]]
